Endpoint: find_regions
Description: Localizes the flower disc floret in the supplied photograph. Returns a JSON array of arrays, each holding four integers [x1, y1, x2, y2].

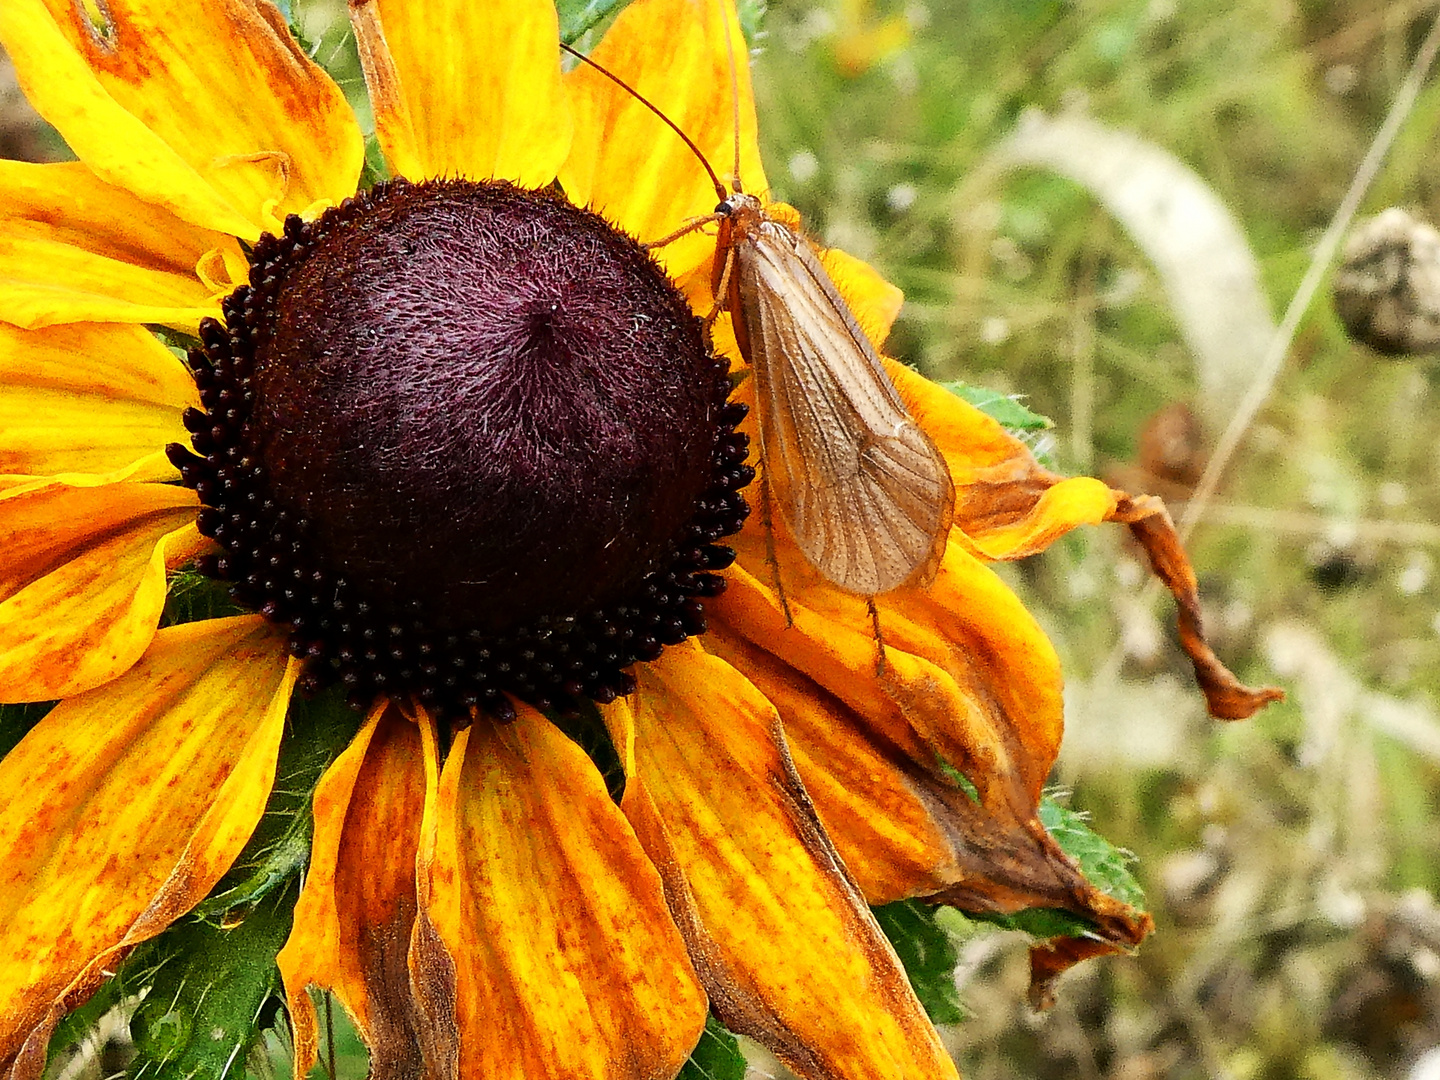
[[167, 178, 753, 720]]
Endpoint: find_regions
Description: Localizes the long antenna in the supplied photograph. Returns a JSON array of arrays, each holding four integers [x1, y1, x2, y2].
[[718, 0, 743, 193], [559, 41, 728, 201]]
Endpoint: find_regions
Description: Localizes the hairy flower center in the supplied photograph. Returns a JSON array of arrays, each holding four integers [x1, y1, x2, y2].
[[170, 179, 752, 720]]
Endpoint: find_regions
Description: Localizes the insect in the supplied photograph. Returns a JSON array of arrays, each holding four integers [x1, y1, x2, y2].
[[562, 20, 954, 600]]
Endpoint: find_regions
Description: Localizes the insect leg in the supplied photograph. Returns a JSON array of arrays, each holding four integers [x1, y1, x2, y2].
[[705, 241, 739, 330], [644, 212, 724, 252], [867, 597, 887, 675], [758, 465, 794, 627]]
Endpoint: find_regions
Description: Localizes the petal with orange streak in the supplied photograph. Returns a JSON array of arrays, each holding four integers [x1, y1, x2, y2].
[[0, 161, 236, 332], [350, 0, 570, 187], [561, 0, 767, 285], [0, 476, 206, 702], [0, 322, 196, 478], [0, 0, 362, 239], [412, 705, 706, 1080], [279, 703, 431, 1080], [0, 616, 296, 1078], [616, 642, 957, 1080], [892, 364, 1283, 718], [699, 619, 1148, 955]]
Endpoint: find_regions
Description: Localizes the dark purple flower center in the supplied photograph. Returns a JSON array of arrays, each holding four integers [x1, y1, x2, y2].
[[169, 179, 752, 720]]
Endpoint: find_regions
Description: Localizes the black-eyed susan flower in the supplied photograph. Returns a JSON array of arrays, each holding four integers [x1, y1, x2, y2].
[[0, 0, 1282, 1077]]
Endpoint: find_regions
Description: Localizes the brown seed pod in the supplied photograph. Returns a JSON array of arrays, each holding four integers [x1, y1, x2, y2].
[[1333, 207, 1440, 356]]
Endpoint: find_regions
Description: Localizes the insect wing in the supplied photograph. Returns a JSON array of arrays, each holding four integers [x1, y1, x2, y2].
[[736, 222, 955, 595]]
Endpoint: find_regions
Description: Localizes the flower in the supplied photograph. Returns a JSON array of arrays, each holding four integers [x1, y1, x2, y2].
[[0, 0, 1282, 1078]]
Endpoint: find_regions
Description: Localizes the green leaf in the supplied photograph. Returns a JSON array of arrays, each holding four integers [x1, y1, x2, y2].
[[556, 0, 632, 45], [677, 1016, 747, 1080], [123, 883, 296, 1080], [962, 793, 1147, 940], [941, 381, 1053, 433], [872, 900, 966, 1024], [1038, 792, 1146, 910], [162, 570, 247, 628]]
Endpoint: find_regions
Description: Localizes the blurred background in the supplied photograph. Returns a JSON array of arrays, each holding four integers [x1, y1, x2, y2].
[[745, 2, 1440, 1078], [10, 1, 1440, 1077]]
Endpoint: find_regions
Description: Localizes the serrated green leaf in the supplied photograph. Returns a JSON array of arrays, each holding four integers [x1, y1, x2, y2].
[[124, 883, 295, 1080], [941, 381, 1053, 433], [1038, 792, 1146, 910], [677, 1016, 747, 1080], [872, 900, 966, 1024], [557, 0, 632, 45], [960, 793, 1147, 940]]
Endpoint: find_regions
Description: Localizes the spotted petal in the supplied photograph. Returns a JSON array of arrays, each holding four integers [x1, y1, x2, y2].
[[278, 703, 431, 1079], [606, 642, 957, 1080], [411, 705, 707, 1080], [0, 475, 206, 702], [0, 0, 363, 239], [0, 617, 295, 1079]]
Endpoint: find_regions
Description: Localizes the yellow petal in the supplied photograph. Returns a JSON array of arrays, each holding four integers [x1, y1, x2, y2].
[[0, 476, 203, 701], [0, 321, 195, 478], [0, 616, 295, 1072], [415, 706, 706, 1080], [0, 0, 362, 239], [351, 0, 571, 186], [278, 703, 431, 1079], [819, 245, 905, 354], [0, 161, 233, 331], [619, 642, 957, 1080], [560, 0, 766, 283]]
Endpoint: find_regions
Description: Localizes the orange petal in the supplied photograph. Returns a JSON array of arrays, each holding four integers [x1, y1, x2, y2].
[[1109, 494, 1286, 720], [616, 642, 957, 1080], [561, 0, 767, 283], [0, 616, 296, 1076], [350, 0, 571, 186], [892, 364, 1283, 719], [0, 0, 362, 239], [278, 703, 431, 1078], [0, 475, 206, 702], [0, 322, 196, 478], [413, 705, 707, 1080], [0, 161, 235, 331]]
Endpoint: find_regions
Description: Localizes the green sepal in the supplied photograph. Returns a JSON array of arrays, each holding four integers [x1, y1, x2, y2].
[[964, 793, 1146, 940], [556, 0, 632, 45], [872, 899, 966, 1024], [941, 381, 1053, 434], [677, 1015, 747, 1080]]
